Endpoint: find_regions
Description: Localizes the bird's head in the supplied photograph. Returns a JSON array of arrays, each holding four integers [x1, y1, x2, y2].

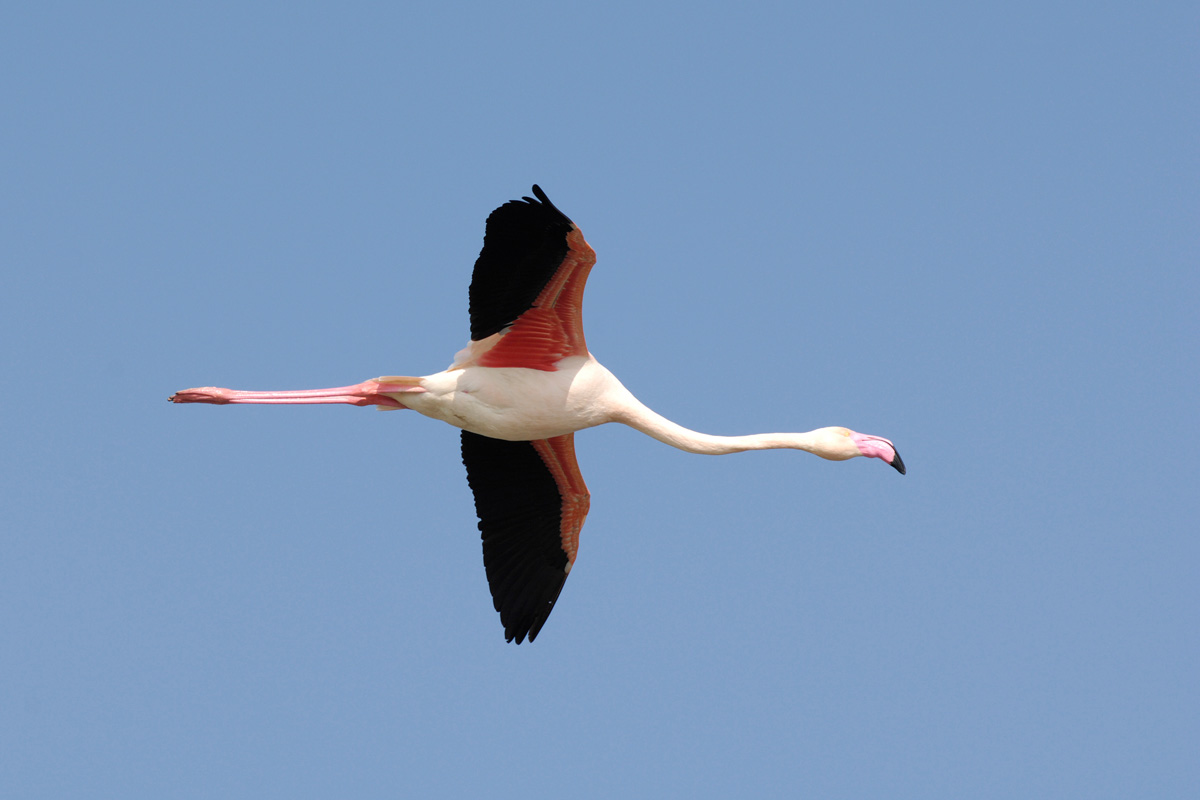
[[813, 427, 906, 474]]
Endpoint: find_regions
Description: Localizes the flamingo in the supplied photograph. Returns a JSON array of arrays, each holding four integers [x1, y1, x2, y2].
[[171, 186, 905, 643]]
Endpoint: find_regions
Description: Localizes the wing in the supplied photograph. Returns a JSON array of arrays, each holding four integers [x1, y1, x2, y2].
[[461, 430, 590, 643], [465, 185, 597, 370]]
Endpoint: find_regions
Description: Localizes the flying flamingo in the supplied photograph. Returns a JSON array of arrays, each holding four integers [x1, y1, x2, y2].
[[171, 186, 905, 643]]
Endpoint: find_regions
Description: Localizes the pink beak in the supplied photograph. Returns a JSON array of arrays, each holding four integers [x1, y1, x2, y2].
[[851, 433, 906, 474]]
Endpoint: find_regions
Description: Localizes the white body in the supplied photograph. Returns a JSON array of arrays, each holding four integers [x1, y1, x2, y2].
[[397, 355, 625, 442]]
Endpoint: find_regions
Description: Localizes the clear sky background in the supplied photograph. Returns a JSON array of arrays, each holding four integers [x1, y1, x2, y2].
[[2, 3, 1196, 798]]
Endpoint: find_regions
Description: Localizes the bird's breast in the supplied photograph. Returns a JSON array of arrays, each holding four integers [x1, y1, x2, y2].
[[397, 356, 620, 441]]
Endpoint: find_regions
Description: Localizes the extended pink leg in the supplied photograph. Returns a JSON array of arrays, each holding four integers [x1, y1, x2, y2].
[[169, 378, 423, 408]]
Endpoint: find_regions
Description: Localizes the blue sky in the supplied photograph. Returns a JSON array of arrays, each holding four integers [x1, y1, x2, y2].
[[2, 2, 1196, 797]]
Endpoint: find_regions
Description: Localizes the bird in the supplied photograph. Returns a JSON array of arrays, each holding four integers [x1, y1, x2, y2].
[[171, 185, 905, 643]]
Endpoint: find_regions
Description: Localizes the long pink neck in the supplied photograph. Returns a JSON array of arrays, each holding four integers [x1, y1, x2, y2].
[[610, 394, 822, 457]]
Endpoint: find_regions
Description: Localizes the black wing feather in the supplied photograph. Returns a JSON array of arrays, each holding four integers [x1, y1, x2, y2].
[[461, 430, 570, 643], [468, 185, 575, 341]]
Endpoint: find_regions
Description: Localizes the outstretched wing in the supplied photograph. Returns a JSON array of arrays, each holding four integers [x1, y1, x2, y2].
[[465, 185, 597, 370], [461, 431, 590, 643]]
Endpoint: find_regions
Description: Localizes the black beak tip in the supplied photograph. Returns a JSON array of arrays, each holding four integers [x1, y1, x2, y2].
[[891, 449, 906, 475]]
